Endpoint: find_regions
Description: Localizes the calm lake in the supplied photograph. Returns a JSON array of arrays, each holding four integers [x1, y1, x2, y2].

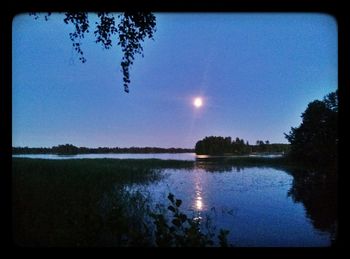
[[12, 153, 197, 160], [128, 166, 334, 247], [12, 153, 336, 246], [12, 153, 282, 160]]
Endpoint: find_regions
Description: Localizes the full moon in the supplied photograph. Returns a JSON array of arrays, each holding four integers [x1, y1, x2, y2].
[[193, 97, 203, 108]]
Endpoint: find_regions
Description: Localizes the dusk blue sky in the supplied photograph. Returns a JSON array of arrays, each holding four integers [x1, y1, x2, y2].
[[12, 13, 337, 148]]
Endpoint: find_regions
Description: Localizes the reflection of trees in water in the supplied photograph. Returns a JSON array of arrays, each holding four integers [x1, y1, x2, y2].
[[195, 159, 246, 173], [195, 161, 235, 173], [195, 159, 337, 243], [286, 168, 337, 243]]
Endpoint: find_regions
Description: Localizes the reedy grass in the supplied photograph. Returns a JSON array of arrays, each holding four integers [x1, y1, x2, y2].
[[12, 158, 168, 246]]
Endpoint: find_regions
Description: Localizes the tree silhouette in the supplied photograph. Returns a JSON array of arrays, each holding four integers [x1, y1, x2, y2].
[[284, 90, 338, 168], [30, 12, 156, 93], [195, 136, 251, 155]]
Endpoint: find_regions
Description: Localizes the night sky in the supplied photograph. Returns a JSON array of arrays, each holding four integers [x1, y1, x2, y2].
[[12, 13, 337, 148]]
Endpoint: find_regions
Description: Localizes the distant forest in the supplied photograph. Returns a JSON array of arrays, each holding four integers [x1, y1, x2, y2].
[[12, 141, 289, 155], [13, 140, 289, 156], [195, 136, 290, 155], [12, 144, 194, 155]]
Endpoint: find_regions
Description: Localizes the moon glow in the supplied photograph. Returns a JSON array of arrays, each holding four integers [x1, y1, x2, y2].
[[193, 97, 203, 108]]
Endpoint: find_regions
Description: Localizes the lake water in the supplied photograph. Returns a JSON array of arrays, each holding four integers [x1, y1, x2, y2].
[[12, 153, 283, 160], [128, 166, 334, 247], [12, 153, 197, 160], [13, 153, 335, 246]]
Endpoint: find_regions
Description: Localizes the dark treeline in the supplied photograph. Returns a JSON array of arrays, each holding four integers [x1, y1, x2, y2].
[[252, 141, 290, 154], [285, 90, 338, 170], [195, 136, 290, 155], [12, 144, 194, 155]]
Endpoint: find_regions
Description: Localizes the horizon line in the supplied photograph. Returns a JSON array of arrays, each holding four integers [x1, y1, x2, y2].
[[12, 142, 290, 149]]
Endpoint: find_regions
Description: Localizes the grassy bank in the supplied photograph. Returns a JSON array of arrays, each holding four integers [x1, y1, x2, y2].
[[13, 158, 177, 246]]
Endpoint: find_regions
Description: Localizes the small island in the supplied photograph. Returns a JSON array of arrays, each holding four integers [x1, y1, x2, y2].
[[195, 136, 289, 156]]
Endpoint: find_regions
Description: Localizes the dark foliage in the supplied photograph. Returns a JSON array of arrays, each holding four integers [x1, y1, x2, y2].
[[117, 12, 156, 93], [63, 12, 90, 63], [12, 158, 162, 246], [284, 90, 338, 169], [13, 144, 194, 155], [195, 136, 249, 155], [151, 193, 230, 247], [251, 141, 290, 154], [195, 136, 289, 155], [52, 144, 79, 155], [29, 12, 156, 93]]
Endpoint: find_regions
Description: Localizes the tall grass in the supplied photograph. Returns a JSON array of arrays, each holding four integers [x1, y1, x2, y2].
[[12, 158, 171, 246]]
